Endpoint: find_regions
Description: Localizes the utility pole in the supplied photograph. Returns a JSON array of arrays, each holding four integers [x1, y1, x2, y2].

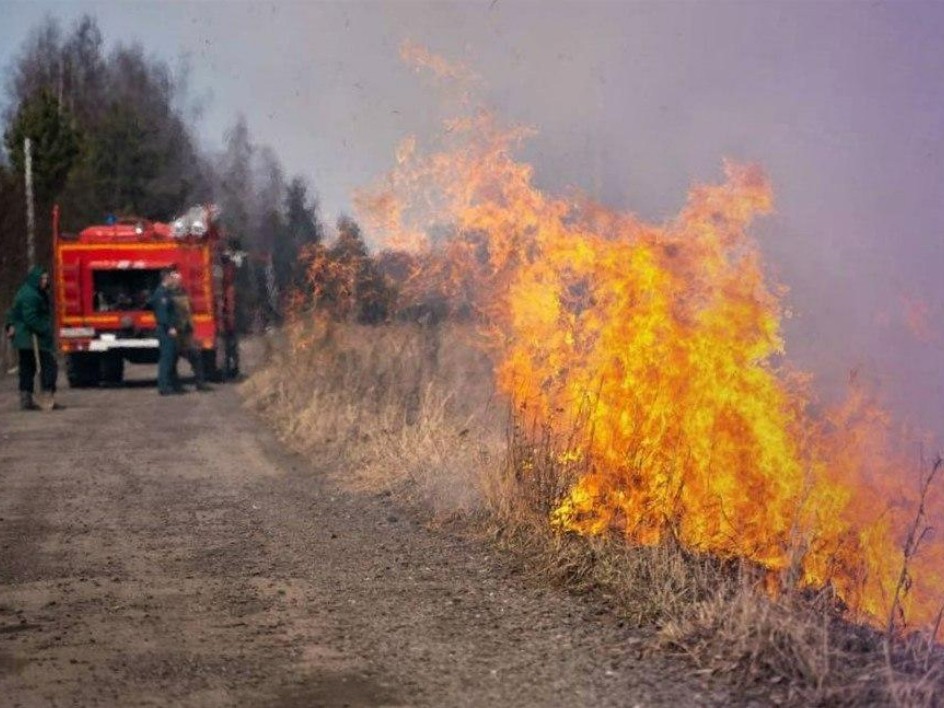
[[24, 137, 36, 268]]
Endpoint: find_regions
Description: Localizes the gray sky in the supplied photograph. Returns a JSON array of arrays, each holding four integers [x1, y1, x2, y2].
[[3, 0, 944, 436]]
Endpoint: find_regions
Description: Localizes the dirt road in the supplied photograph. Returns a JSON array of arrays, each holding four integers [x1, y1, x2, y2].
[[0, 368, 730, 707]]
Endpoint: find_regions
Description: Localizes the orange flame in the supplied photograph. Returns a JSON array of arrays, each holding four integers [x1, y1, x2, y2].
[[399, 40, 481, 85], [357, 48, 944, 638]]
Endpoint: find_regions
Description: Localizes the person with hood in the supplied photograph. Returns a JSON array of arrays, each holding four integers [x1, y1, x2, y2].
[[5, 266, 61, 411]]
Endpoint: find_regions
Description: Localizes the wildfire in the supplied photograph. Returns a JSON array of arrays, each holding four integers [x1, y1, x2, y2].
[[356, 47, 944, 638]]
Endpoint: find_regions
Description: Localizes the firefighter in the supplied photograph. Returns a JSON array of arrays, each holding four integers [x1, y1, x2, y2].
[[5, 266, 62, 411], [151, 267, 181, 396], [169, 272, 212, 392]]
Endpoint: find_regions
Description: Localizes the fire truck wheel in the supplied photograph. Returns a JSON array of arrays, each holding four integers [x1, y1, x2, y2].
[[66, 353, 102, 388], [223, 334, 240, 380], [101, 354, 125, 386], [203, 349, 223, 383]]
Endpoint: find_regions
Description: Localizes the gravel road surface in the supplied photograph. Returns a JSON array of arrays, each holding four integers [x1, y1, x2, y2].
[[0, 367, 731, 707]]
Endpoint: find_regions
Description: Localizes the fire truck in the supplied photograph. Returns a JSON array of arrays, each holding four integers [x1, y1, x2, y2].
[[52, 205, 240, 388]]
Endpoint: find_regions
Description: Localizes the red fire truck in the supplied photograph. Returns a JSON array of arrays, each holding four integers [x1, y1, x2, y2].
[[52, 205, 240, 388]]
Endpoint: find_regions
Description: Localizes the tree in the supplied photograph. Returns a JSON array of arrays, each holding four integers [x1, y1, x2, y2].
[[6, 15, 106, 133], [331, 214, 393, 324], [96, 44, 205, 219], [254, 148, 285, 324], [4, 90, 80, 204], [86, 101, 158, 214], [254, 146, 285, 252], [0, 165, 29, 314], [285, 177, 322, 247], [275, 176, 323, 292], [217, 115, 255, 241], [332, 214, 369, 262], [6, 18, 63, 115], [60, 15, 106, 124]]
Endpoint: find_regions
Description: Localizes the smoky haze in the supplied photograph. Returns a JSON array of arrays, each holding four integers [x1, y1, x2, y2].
[[2, 0, 943, 437]]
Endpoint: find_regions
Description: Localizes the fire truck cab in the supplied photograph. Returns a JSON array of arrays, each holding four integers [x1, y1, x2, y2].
[[53, 205, 239, 387]]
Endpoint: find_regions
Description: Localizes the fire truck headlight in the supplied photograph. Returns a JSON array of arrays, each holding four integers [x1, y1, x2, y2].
[[190, 219, 207, 237]]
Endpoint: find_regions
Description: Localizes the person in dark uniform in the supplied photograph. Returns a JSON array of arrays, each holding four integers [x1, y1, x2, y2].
[[170, 274, 211, 392], [151, 268, 181, 396], [5, 266, 61, 410]]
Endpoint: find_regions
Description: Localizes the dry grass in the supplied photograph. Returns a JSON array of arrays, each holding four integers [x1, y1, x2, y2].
[[493, 519, 944, 705], [243, 317, 503, 517], [245, 319, 944, 706]]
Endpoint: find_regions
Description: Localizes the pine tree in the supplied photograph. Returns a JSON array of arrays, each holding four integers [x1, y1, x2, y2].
[[331, 215, 392, 324], [4, 90, 80, 205], [277, 176, 323, 291]]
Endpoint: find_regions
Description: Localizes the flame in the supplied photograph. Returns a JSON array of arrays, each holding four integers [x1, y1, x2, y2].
[[356, 46, 944, 638], [399, 40, 481, 85]]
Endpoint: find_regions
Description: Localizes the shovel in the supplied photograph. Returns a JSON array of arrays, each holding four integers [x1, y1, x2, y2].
[[3, 332, 16, 375]]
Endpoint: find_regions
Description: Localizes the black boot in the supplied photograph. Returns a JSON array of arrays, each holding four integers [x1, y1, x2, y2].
[[19, 392, 40, 411]]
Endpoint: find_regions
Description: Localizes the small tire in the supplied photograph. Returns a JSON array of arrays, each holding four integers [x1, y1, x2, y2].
[[67, 353, 102, 388], [101, 353, 124, 386], [223, 333, 239, 380], [202, 348, 223, 383]]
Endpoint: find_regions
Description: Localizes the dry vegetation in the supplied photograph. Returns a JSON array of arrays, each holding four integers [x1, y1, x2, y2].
[[244, 319, 944, 706], [244, 318, 504, 517]]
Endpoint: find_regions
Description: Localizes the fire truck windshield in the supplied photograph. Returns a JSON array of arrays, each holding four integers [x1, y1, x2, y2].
[[92, 269, 161, 312]]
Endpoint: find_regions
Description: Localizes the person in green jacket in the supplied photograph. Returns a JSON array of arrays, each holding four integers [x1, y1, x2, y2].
[[5, 266, 61, 411]]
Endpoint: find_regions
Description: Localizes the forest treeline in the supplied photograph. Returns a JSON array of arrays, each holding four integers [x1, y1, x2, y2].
[[1, 15, 391, 330]]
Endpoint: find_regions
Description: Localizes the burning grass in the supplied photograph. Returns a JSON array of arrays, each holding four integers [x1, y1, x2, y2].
[[498, 384, 944, 704], [246, 318, 944, 705]]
